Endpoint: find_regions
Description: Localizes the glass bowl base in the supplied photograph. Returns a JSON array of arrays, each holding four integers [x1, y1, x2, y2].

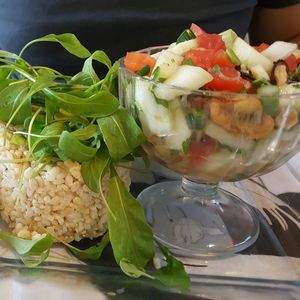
[[138, 181, 259, 257]]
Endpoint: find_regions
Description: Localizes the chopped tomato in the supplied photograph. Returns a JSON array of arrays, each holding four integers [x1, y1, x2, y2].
[[124, 52, 156, 75], [212, 50, 234, 68], [184, 49, 233, 70], [254, 43, 269, 52], [197, 32, 226, 51], [190, 23, 206, 36], [189, 136, 216, 161], [205, 66, 246, 92], [184, 48, 215, 69], [285, 55, 299, 72]]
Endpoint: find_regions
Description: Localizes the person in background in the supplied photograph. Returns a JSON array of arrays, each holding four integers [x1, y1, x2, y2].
[[0, 0, 299, 74]]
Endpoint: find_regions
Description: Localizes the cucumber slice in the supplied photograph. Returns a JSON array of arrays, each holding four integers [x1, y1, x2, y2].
[[293, 49, 300, 59], [257, 85, 279, 116], [257, 85, 279, 97], [261, 41, 297, 61], [226, 49, 241, 65], [168, 39, 198, 56], [152, 50, 183, 80], [280, 83, 300, 95], [154, 65, 213, 100], [164, 99, 192, 150], [135, 79, 173, 136], [201, 149, 242, 176], [232, 37, 273, 73], [151, 51, 162, 60], [250, 65, 270, 80], [204, 121, 255, 151], [261, 98, 279, 117], [219, 29, 237, 49]]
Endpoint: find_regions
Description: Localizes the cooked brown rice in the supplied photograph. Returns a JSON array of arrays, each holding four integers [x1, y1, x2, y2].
[[0, 123, 131, 242]]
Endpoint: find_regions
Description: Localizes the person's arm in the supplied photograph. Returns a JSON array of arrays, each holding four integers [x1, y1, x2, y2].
[[249, 3, 300, 47]]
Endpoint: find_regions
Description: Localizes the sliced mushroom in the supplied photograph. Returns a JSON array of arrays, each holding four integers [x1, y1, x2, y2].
[[276, 107, 299, 130], [272, 60, 288, 86]]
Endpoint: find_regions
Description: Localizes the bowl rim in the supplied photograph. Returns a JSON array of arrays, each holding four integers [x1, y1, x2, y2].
[[119, 45, 300, 99]]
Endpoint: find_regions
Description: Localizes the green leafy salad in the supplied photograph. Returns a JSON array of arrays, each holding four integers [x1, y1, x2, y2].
[[0, 33, 190, 289]]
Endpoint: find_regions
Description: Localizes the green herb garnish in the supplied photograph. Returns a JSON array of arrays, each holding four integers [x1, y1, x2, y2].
[[182, 137, 191, 155], [158, 77, 167, 83], [151, 90, 169, 108], [186, 109, 206, 129], [151, 66, 160, 81], [211, 64, 221, 74], [136, 64, 150, 76], [176, 29, 196, 44], [182, 58, 193, 66], [226, 48, 241, 65], [293, 83, 300, 89], [252, 78, 271, 89], [289, 65, 300, 82]]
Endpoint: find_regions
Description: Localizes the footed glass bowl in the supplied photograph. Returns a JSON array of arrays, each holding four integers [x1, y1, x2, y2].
[[119, 46, 300, 257]]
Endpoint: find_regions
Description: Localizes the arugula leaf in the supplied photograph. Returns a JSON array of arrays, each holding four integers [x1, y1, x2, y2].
[[83, 50, 112, 83], [120, 258, 154, 279], [64, 232, 110, 260], [51, 90, 118, 117], [6, 75, 53, 127], [107, 167, 155, 267], [0, 79, 15, 91], [154, 243, 191, 290], [97, 108, 145, 161], [30, 122, 66, 155], [100, 60, 119, 95], [70, 124, 98, 140], [0, 80, 31, 125], [11, 134, 27, 145], [69, 71, 94, 86], [19, 33, 91, 58], [58, 131, 97, 162], [0, 67, 12, 80], [81, 148, 111, 193], [0, 50, 22, 60], [0, 231, 53, 267], [28, 74, 56, 96], [132, 147, 150, 170]]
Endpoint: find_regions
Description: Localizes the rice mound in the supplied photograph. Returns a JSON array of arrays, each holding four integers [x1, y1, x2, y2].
[[0, 123, 131, 242]]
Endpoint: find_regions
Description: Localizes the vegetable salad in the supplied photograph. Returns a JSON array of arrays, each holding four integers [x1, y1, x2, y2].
[[122, 24, 300, 181]]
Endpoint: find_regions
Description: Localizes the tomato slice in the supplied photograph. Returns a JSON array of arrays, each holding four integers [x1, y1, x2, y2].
[[124, 52, 156, 75], [285, 55, 298, 72], [184, 48, 215, 69], [197, 32, 226, 51], [212, 50, 234, 68], [205, 67, 246, 92], [254, 43, 269, 52], [189, 135, 216, 161], [190, 23, 206, 36]]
